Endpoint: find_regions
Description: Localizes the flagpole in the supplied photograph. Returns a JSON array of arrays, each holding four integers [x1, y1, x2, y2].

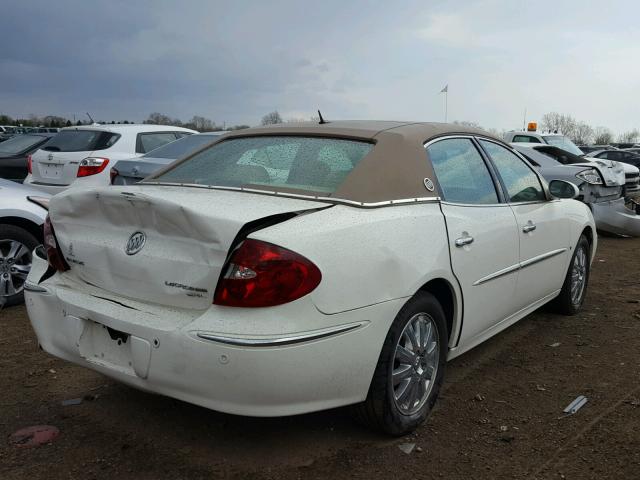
[[445, 90, 448, 123]]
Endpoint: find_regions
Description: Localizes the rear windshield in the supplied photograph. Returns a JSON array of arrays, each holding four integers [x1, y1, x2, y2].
[[152, 136, 373, 194], [143, 134, 220, 159], [0, 135, 47, 155], [42, 130, 120, 152]]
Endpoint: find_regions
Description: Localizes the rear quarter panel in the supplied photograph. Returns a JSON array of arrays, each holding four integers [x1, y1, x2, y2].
[[252, 202, 458, 315]]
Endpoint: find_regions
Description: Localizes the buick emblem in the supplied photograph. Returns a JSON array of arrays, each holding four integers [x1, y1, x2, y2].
[[125, 231, 146, 255], [423, 177, 435, 192]]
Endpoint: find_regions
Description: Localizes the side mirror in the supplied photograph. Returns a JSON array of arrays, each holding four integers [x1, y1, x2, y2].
[[549, 179, 580, 199]]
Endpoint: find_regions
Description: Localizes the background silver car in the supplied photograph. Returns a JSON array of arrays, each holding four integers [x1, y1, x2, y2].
[[513, 144, 640, 236], [110, 132, 225, 185], [0, 179, 50, 306]]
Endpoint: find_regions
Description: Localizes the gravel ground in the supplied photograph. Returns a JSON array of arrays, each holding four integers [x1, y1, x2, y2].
[[1, 236, 639, 479]]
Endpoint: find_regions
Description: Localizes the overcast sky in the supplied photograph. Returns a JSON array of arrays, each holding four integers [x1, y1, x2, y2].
[[2, 1, 639, 132]]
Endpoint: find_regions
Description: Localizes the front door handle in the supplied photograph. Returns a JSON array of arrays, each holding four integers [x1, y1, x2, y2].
[[523, 222, 537, 233], [455, 234, 474, 247]]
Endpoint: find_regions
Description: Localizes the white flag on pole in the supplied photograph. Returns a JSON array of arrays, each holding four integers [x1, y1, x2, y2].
[[440, 84, 448, 93]]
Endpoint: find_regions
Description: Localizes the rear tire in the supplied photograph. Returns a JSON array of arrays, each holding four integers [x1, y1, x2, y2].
[[0, 225, 38, 307], [354, 292, 448, 436], [551, 234, 590, 315]]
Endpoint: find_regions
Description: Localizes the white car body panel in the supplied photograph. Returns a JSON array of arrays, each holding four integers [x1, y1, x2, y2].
[[439, 203, 519, 343], [510, 201, 570, 308]]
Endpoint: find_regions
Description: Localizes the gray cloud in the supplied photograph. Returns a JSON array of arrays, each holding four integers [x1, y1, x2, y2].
[[1, 0, 639, 132]]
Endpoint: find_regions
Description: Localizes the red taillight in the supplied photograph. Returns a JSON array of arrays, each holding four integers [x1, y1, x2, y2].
[[109, 167, 119, 184], [27, 154, 32, 174], [214, 239, 321, 308], [77, 157, 109, 177], [43, 215, 70, 272]]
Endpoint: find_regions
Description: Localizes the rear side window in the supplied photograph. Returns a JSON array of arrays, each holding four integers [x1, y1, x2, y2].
[[153, 136, 373, 194], [426, 138, 499, 204], [480, 140, 545, 203], [512, 135, 542, 143], [137, 132, 180, 154], [143, 134, 219, 159], [42, 130, 120, 152]]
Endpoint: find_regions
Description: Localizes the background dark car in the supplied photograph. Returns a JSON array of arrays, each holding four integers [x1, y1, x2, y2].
[[110, 131, 224, 185], [0, 133, 55, 182]]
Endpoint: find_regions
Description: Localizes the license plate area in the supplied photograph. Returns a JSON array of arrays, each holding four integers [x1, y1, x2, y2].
[[39, 163, 62, 179], [79, 320, 135, 375]]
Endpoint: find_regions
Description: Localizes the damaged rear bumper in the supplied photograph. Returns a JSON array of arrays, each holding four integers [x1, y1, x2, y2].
[[24, 255, 399, 417], [591, 197, 640, 237]]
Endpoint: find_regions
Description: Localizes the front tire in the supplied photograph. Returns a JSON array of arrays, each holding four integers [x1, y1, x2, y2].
[[354, 292, 448, 436], [552, 234, 590, 315]]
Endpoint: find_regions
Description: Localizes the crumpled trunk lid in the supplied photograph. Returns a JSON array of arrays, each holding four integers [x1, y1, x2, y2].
[[49, 185, 328, 310]]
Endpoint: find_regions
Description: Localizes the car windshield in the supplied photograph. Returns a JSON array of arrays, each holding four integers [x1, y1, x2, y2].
[[152, 136, 373, 194], [143, 134, 220, 159], [0, 135, 46, 155], [42, 130, 120, 152], [542, 135, 584, 156]]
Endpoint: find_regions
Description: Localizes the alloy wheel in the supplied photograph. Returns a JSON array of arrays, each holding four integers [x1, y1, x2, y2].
[[392, 312, 440, 415], [570, 245, 587, 305], [0, 239, 32, 298]]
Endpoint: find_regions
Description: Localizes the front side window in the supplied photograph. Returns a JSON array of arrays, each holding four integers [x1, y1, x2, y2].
[[426, 138, 499, 204], [153, 136, 373, 194], [480, 140, 545, 203]]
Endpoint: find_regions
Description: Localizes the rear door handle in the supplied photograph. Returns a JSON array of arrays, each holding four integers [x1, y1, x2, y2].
[[455, 234, 474, 247], [523, 222, 536, 233]]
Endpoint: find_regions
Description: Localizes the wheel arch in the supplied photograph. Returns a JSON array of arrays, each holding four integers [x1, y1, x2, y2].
[[0, 217, 44, 243], [581, 224, 596, 260], [415, 277, 461, 348]]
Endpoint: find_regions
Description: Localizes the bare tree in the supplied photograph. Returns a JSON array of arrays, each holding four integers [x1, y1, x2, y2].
[[570, 122, 594, 145], [186, 115, 217, 132], [540, 112, 577, 138], [592, 127, 614, 145], [144, 112, 183, 126], [617, 129, 640, 143], [261, 111, 283, 125]]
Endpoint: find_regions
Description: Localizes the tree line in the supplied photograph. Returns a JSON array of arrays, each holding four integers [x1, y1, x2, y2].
[[3, 110, 637, 145]]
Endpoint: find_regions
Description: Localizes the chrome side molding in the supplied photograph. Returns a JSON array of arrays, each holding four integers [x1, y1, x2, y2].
[[196, 322, 366, 347]]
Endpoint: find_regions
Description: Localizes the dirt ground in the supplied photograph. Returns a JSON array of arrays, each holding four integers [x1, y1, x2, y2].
[[1, 236, 639, 479]]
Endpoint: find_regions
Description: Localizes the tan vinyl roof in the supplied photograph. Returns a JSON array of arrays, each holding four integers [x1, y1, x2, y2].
[[222, 121, 497, 203]]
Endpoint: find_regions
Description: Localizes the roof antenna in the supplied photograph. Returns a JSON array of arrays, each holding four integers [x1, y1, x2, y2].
[[86, 112, 95, 124], [317, 110, 327, 124]]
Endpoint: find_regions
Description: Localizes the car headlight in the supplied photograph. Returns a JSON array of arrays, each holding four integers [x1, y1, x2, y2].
[[576, 169, 603, 185]]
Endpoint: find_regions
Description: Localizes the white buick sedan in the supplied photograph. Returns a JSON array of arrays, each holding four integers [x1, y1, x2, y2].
[[25, 121, 595, 435]]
